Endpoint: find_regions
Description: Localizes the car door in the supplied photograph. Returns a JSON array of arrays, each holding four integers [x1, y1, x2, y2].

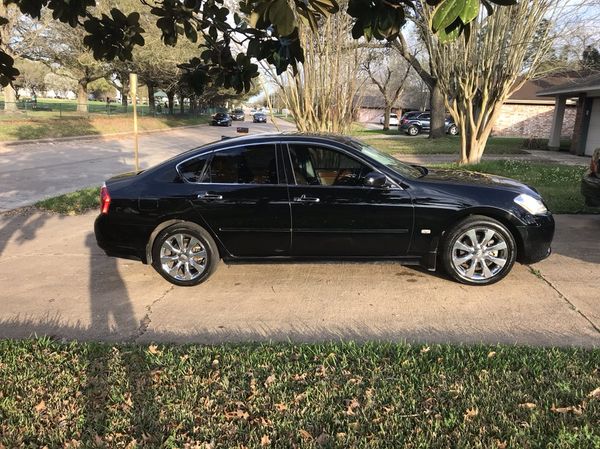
[[418, 113, 431, 132], [177, 142, 291, 257], [284, 142, 414, 257]]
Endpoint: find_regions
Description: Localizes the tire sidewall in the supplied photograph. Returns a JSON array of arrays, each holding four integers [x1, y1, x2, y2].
[[441, 217, 517, 286], [152, 223, 219, 286], [408, 126, 419, 136], [448, 125, 458, 135]]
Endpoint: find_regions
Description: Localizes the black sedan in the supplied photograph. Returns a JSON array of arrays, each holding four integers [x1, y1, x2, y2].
[[253, 112, 267, 123], [210, 112, 232, 126], [95, 134, 554, 287], [230, 109, 245, 121]]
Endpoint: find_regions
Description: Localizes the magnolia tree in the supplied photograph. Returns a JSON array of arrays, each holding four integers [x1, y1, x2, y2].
[[0, 0, 514, 95]]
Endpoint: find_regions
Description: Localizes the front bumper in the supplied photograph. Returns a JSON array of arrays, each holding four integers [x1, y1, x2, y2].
[[515, 213, 555, 264]]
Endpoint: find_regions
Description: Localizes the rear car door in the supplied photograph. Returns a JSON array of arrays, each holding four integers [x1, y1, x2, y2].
[[178, 142, 291, 257], [284, 141, 413, 257], [418, 113, 431, 132]]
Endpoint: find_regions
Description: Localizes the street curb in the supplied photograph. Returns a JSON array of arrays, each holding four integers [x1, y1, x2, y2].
[[0, 123, 209, 148]]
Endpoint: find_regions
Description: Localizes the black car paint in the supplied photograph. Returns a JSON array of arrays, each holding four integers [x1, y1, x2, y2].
[[211, 113, 232, 126], [399, 113, 456, 135], [95, 134, 554, 270]]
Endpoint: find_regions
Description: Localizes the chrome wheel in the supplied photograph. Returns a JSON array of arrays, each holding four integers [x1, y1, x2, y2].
[[408, 126, 419, 136], [451, 227, 508, 281], [448, 125, 458, 136], [159, 233, 207, 281]]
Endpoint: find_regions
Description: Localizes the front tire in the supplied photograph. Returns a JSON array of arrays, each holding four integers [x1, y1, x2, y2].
[[407, 125, 420, 136], [152, 223, 219, 286], [441, 216, 516, 286]]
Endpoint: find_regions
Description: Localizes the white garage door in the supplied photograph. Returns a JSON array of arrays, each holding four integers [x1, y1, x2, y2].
[[585, 98, 600, 156]]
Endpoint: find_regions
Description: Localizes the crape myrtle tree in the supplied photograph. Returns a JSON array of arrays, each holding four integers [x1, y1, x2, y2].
[[0, 0, 513, 98]]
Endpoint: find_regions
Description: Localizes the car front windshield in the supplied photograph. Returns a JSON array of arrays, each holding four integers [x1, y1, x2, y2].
[[349, 139, 423, 179]]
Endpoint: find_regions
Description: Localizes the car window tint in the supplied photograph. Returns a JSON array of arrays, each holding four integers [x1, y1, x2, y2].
[[208, 144, 278, 184], [419, 114, 430, 119], [288, 144, 370, 187], [179, 154, 210, 183]]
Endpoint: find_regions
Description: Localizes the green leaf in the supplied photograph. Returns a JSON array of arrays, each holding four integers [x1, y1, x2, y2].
[[268, 0, 295, 36], [431, 0, 465, 32], [459, 0, 479, 24], [438, 23, 461, 42]]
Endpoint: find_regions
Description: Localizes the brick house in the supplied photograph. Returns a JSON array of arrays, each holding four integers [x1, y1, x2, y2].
[[537, 72, 600, 156], [492, 76, 578, 138]]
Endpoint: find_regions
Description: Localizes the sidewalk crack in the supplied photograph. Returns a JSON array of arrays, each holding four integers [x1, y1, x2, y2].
[[530, 266, 600, 334], [131, 285, 174, 341]]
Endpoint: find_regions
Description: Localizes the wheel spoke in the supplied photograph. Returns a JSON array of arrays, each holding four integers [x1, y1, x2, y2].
[[481, 229, 496, 246], [164, 240, 179, 254], [466, 229, 479, 246], [160, 255, 178, 263], [486, 255, 506, 267], [183, 263, 193, 280], [455, 253, 474, 265], [486, 241, 507, 252], [454, 241, 473, 252], [175, 234, 185, 251], [169, 261, 182, 277], [465, 260, 478, 278], [481, 261, 493, 279]]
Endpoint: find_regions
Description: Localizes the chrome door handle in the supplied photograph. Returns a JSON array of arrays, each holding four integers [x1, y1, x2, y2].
[[197, 192, 223, 200], [293, 194, 320, 203]]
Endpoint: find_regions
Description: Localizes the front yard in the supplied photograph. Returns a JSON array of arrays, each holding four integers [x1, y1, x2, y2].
[[1, 339, 598, 448]]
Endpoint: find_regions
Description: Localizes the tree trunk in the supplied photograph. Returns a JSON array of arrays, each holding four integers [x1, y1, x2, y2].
[[180, 96, 185, 114], [77, 80, 88, 113], [383, 104, 391, 131], [147, 81, 155, 114], [3, 84, 18, 112], [167, 92, 174, 114], [429, 81, 445, 139]]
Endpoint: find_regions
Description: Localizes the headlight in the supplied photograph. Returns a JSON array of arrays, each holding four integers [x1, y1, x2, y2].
[[514, 193, 547, 215]]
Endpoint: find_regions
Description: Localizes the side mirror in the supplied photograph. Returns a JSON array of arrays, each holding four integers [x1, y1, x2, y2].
[[363, 171, 388, 188]]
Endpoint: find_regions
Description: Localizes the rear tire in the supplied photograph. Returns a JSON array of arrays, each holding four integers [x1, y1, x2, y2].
[[407, 125, 420, 136], [151, 223, 219, 286], [441, 216, 516, 286], [448, 125, 458, 136]]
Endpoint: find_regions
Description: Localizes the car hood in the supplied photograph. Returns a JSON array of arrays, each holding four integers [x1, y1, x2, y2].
[[421, 168, 539, 196]]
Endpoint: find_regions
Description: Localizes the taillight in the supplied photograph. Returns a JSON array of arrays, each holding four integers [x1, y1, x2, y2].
[[100, 183, 111, 214]]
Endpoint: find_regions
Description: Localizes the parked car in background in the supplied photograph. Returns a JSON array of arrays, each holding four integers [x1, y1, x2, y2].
[[379, 113, 399, 126], [95, 133, 554, 287], [400, 112, 459, 136], [210, 112, 232, 127], [231, 109, 245, 121], [253, 112, 267, 123], [582, 148, 600, 206]]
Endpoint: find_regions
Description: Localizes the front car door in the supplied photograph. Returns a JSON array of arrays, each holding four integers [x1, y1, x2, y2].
[[283, 141, 413, 257], [177, 142, 291, 257]]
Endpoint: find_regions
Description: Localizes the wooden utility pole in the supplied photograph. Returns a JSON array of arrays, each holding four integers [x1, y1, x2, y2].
[[130, 73, 140, 172]]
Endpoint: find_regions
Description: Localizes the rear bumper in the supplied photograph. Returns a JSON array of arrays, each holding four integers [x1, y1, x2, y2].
[[515, 214, 555, 264], [94, 214, 145, 262]]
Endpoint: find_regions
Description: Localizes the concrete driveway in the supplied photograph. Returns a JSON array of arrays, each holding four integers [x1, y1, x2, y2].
[[0, 211, 598, 347], [0, 120, 293, 211]]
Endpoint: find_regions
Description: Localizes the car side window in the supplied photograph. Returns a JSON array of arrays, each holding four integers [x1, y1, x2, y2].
[[207, 144, 279, 184], [288, 144, 371, 187], [179, 154, 210, 183], [419, 113, 431, 120]]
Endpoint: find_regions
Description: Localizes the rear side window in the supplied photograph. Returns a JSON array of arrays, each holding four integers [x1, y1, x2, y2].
[[207, 144, 278, 184], [178, 154, 210, 183]]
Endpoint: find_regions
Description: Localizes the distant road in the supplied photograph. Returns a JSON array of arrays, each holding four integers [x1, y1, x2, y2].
[[0, 120, 294, 211]]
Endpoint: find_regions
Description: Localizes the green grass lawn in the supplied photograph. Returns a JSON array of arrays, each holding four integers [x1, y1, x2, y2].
[[35, 187, 100, 215], [0, 339, 598, 448], [0, 114, 210, 141], [436, 160, 596, 214], [359, 135, 531, 155]]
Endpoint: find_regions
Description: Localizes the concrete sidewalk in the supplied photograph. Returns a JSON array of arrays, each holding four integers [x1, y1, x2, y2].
[[0, 211, 598, 347]]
